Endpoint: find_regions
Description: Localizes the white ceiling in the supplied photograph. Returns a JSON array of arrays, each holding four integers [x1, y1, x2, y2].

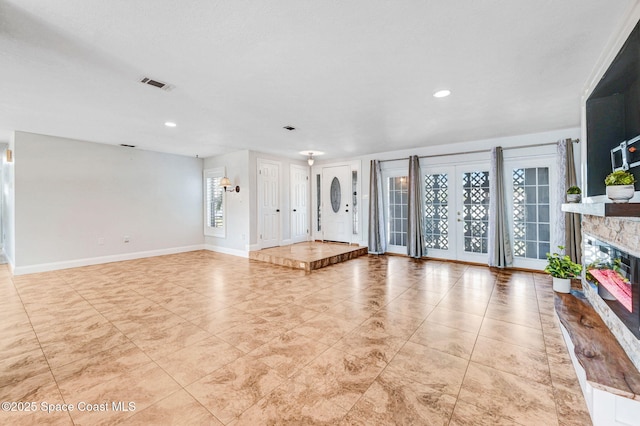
[[0, 0, 633, 160]]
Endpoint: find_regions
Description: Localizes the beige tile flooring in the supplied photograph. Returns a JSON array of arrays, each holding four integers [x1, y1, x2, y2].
[[0, 251, 591, 425]]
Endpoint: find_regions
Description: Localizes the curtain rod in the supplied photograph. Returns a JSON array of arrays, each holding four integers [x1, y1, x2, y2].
[[379, 138, 580, 163]]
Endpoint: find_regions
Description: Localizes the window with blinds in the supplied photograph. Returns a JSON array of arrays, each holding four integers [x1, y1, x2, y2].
[[204, 168, 225, 237]]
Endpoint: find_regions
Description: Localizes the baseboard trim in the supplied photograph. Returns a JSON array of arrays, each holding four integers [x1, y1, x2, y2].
[[12, 245, 205, 276], [204, 244, 249, 258]]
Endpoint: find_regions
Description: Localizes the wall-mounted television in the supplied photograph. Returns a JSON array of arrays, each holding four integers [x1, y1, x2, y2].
[[586, 20, 640, 197]]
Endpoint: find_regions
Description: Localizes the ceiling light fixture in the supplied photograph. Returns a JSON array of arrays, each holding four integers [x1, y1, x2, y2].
[[299, 150, 324, 167], [433, 89, 451, 98], [164, 121, 177, 127]]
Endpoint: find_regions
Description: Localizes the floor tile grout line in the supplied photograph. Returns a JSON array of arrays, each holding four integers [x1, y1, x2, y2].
[[446, 271, 499, 424]]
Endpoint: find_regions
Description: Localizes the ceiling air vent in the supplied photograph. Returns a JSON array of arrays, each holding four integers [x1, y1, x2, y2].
[[139, 76, 173, 91]]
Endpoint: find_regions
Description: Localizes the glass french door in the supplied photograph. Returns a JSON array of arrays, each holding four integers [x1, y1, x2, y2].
[[422, 164, 491, 263]]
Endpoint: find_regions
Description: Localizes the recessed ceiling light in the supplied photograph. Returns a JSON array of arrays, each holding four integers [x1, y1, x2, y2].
[[164, 121, 177, 127], [433, 89, 451, 98]]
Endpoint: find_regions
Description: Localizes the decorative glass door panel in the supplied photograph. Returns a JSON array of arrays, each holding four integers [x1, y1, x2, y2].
[[461, 171, 490, 256], [424, 172, 450, 252]]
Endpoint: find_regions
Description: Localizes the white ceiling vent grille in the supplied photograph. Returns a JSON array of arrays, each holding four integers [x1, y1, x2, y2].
[[139, 77, 173, 91]]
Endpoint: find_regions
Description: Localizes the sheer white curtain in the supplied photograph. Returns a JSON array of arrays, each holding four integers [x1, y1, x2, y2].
[[407, 155, 425, 258], [368, 160, 386, 254], [488, 146, 513, 267]]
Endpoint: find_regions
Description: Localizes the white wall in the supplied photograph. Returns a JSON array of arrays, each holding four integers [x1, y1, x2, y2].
[[13, 131, 204, 274], [203, 150, 250, 255]]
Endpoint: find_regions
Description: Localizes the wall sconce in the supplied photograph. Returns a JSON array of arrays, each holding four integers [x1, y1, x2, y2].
[[220, 177, 240, 193]]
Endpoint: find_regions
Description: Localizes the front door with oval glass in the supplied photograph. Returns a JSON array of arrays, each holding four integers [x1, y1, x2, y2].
[[322, 165, 352, 243]]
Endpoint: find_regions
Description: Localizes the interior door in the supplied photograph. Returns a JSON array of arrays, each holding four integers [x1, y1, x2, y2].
[[290, 164, 309, 243], [322, 165, 351, 243], [258, 159, 280, 248]]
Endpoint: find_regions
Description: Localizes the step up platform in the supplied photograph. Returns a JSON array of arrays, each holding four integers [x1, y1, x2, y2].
[[249, 242, 368, 272]]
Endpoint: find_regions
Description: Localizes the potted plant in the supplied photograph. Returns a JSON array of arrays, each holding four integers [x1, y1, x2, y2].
[[605, 170, 636, 203], [545, 246, 582, 293], [566, 186, 581, 203]]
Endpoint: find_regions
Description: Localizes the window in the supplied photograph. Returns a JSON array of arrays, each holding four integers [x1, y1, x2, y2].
[[387, 176, 408, 247], [204, 167, 225, 237], [512, 167, 550, 260]]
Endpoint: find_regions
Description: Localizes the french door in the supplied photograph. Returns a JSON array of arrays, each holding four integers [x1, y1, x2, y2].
[[422, 164, 491, 263]]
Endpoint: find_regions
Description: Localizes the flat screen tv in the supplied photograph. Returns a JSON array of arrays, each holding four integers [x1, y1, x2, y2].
[[586, 20, 640, 197]]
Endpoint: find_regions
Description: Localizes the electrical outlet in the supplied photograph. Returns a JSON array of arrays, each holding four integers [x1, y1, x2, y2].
[[98, 238, 105, 245], [123, 236, 130, 243]]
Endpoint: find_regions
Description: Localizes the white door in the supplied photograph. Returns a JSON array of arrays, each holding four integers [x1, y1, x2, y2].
[[290, 164, 309, 243], [322, 165, 351, 243], [422, 164, 491, 263], [258, 159, 280, 248]]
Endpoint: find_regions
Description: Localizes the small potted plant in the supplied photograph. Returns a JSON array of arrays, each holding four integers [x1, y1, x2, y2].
[[566, 186, 581, 203], [545, 246, 582, 293], [605, 170, 636, 203]]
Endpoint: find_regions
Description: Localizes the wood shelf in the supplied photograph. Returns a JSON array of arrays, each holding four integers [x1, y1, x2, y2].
[[562, 202, 640, 217], [555, 292, 640, 400]]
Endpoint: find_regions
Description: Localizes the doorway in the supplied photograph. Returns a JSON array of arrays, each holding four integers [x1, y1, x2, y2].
[[257, 159, 281, 249], [290, 164, 309, 243], [421, 163, 491, 263], [321, 165, 352, 243]]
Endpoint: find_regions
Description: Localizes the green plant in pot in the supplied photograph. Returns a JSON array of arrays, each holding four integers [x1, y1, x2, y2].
[[545, 246, 582, 293], [605, 170, 636, 203], [566, 186, 581, 203]]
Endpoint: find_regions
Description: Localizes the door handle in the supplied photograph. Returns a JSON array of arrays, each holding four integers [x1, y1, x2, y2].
[[276, 209, 280, 212], [293, 209, 297, 212], [346, 209, 349, 212]]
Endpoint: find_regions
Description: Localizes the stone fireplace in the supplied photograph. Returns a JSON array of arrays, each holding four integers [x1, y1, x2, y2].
[[581, 215, 640, 370]]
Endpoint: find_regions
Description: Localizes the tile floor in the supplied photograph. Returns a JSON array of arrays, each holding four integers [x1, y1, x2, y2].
[[0, 251, 591, 425]]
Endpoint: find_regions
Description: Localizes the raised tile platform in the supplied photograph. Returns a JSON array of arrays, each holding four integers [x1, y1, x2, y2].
[[249, 242, 368, 272]]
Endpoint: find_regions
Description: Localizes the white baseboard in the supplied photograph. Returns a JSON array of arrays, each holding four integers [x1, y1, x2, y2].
[[204, 244, 248, 258], [279, 239, 293, 246], [246, 244, 261, 252], [12, 244, 205, 275]]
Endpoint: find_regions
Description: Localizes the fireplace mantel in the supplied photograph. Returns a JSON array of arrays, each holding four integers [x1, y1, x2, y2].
[[562, 202, 640, 218]]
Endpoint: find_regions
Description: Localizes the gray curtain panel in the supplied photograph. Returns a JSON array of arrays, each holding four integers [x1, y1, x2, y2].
[[368, 160, 387, 254], [407, 155, 425, 258], [557, 138, 582, 263], [488, 146, 513, 268]]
